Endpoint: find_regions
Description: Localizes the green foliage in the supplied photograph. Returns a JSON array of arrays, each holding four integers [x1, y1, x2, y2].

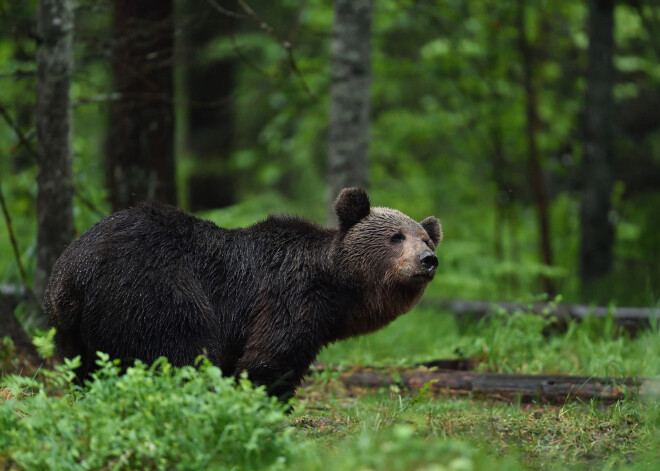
[[0, 336, 16, 373], [310, 426, 516, 471], [293, 386, 660, 470], [1, 0, 659, 304], [320, 306, 660, 378], [0, 354, 297, 471], [31, 327, 55, 359]]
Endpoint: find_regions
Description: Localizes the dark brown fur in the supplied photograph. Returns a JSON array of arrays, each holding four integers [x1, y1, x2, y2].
[[45, 188, 441, 400]]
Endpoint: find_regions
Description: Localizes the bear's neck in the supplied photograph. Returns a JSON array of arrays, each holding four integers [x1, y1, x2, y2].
[[324, 272, 427, 344]]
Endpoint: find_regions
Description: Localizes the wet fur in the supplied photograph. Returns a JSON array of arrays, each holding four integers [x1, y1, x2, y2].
[[45, 188, 441, 400]]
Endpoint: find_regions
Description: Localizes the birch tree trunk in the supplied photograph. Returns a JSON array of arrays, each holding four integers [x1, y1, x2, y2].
[[580, 0, 615, 286], [326, 0, 373, 225], [34, 0, 75, 302]]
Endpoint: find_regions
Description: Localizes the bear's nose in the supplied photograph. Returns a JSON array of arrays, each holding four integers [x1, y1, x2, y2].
[[419, 250, 438, 272]]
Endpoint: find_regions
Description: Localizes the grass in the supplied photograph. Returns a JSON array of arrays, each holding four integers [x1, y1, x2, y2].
[[291, 390, 660, 470], [290, 306, 660, 470], [1, 307, 659, 470], [318, 306, 660, 378]]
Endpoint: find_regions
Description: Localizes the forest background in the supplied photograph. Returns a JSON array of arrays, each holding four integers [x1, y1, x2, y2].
[[0, 0, 659, 318]]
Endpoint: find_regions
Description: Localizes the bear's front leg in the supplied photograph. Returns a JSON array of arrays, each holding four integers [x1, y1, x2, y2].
[[234, 342, 319, 403]]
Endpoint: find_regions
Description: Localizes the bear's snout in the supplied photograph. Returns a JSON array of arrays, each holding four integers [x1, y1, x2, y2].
[[419, 250, 438, 274]]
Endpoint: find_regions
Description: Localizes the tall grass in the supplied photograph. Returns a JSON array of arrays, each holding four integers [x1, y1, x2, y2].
[[318, 306, 660, 378]]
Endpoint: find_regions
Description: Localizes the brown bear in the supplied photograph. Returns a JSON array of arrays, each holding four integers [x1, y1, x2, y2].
[[45, 188, 441, 400]]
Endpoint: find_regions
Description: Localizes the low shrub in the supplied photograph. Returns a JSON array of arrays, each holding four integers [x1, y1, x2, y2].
[[0, 354, 297, 470]]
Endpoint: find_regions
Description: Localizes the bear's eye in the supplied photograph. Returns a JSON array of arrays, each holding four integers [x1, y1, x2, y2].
[[390, 233, 405, 243]]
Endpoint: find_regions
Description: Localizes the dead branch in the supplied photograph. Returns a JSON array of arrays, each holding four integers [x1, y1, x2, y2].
[[0, 101, 105, 219], [431, 299, 659, 328], [0, 181, 28, 289], [339, 366, 657, 404], [206, 0, 246, 19], [0, 102, 39, 157], [205, 0, 318, 100]]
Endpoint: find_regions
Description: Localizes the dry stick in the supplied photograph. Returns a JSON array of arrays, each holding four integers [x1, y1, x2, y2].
[[0, 103, 38, 157], [205, 0, 269, 77], [229, 27, 270, 78], [0, 105, 36, 289], [206, 0, 246, 19], [0, 180, 29, 289], [205, 0, 317, 99]]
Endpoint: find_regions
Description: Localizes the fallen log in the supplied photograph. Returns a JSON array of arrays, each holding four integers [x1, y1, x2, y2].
[[340, 367, 658, 404], [428, 299, 659, 328], [310, 358, 477, 374]]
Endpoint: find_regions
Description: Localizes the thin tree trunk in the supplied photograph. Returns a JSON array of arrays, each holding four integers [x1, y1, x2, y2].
[[327, 0, 373, 224], [34, 0, 75, 303], [580, 0, 615, 285], [107, 0, 176, 211], [516, 1, 555, 297]]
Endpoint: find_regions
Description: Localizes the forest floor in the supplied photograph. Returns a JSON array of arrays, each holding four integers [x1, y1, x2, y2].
[[283, 307, 660, 470], [291, 368, 658, 470], [2, 306, 660, 470]]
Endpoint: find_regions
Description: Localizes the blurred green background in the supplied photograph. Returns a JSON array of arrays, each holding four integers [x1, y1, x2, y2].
[[1, 0, 659, 306]]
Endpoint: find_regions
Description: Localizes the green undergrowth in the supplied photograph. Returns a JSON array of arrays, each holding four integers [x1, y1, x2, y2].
[[2, 308, 660, 470], [318, 306, 660, 378], [292, 387, 660, 470], [0, 355, 298, 471], [303, 306, 660, 469]]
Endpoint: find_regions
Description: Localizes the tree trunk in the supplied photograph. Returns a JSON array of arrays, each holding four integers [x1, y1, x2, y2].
[[580, 0, 615, 285], [107, 0, 176, 211], [184, 1, 235, 211], [34, 0, 75, 303], [326, 0, 373, 225], [516, 1, 555, 297]]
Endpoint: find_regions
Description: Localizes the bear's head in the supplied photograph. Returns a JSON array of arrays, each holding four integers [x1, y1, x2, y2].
[[332, 188, 442, 335]]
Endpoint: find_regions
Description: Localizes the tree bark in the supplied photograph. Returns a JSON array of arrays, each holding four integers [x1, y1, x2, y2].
[[184, 1, 235, 211], [580, 0, 615, 285], [34, 0, 75, 302], [326, 0, 373, 225], [516, 1, 555, 297], [107, 0, 176, 211]]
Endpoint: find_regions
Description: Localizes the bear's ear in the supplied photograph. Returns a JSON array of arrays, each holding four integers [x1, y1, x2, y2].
[[421, 216, 442, 246], [334, 187, 371, 231]]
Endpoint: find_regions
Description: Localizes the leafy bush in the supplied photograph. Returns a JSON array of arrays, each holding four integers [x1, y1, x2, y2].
[[0, 354, 297, 470]]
